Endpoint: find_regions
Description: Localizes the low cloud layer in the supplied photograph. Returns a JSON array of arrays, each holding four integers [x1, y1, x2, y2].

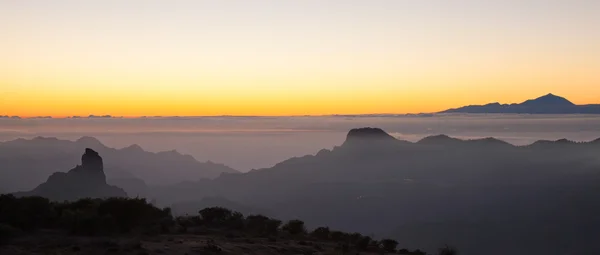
[[1, 115, 600, 170]]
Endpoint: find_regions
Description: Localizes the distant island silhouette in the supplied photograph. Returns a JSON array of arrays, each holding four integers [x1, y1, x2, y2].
[[441, 93, 600, 114]]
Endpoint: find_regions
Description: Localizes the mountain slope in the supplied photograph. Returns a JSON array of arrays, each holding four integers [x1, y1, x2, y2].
[[148, 128, 600, 255], [14, 148, 127, 201], [441, 93, 600, 114], [0, 136, 238, 192]]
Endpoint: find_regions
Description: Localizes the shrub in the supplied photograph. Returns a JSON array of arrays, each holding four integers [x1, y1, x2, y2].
[[245, 215, 281, 236], [0, 195, 55, 231], [412, 249, 426, 255], [227, 212, 245, 230], [439, 245, 458, 255], [356, 236, 372, 251], [310, 227, 330, 240], [329, 230, 349, 242], [370, 240, 379, 246], [0, 223, 21, 244], [264, 218, 282, 235], [97, 198, 171, 233], [282, 219, 306, 236], [380, 239, 398, 253], [0, 196, 172, 236], [398, 248, 410, 254], [199, 207, 232, 225], [59, 209, 118, 235], [198, 207, 245, 230], [348, 232, 363, 244]]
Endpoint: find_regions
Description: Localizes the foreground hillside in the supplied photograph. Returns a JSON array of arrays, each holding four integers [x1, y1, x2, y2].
[[2, 234, 393, 255], [0, 195, 438, 255]]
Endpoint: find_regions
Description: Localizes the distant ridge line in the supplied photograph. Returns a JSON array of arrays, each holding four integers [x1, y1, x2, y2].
[[342, 128, 600, 148], [440, 93, 600, 114]]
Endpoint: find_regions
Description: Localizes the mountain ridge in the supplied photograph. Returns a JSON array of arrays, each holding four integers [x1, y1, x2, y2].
[[343, 128, 600, 147], [144, 127, 600, 255], [14, 148, 127, 201], [441, 93, 600, 114], [4, 127, 600, 254], [0, 136, 238, 192]]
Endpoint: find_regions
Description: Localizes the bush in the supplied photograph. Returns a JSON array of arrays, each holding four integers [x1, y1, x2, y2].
[[329, 230, 349, 242], [199, 207, 245, 230], [0, 196, 173, 236], [199, 207, 232, 225], [398, 248, 410, 254], [356, 236, 372, 251], [348, 232, 363, 244], [412, 249, 426, 255], [310, 227, 330, 240], [227, 212, 245, 230], [380, 239, 398, 253], [96, 197, 171, 233], [0, 223, 21, 244], [0, 195, 55, 231], [245, 215, 281, 236], [282, 219, 306, 236], [439, 245, 458, 255], [55, 197, 172, 235], [59, 209, 118, 235]]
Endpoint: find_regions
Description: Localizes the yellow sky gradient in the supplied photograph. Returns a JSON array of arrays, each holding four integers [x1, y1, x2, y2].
[[1, 1, 599, 117]]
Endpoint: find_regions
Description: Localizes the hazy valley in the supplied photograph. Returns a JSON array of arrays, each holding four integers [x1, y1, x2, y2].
[[2, 116, 600, 254]]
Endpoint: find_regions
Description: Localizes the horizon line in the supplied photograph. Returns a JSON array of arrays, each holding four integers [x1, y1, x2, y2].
[[4, 93, 599, 119], [2, 112, 439, 119]]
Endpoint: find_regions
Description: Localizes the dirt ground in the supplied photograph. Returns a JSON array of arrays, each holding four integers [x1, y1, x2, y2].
[[0, 233, 382, 255]]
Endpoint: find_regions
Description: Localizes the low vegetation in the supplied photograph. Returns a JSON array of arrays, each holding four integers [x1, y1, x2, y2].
[[0, 194, 455, 254]]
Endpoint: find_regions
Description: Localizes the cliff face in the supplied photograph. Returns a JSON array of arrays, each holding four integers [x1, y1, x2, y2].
[[62, 148, 106, 186], [16, 148, 127, 201]]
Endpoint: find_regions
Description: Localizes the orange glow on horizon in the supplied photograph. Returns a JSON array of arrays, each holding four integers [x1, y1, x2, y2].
[[1, 1, 599, 117]]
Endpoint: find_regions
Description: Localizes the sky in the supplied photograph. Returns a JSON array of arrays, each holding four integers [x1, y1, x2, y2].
[[1, 0, 599, 117]]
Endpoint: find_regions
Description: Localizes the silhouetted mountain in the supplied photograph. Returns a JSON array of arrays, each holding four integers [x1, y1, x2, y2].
[[107, 177, 148, 198], [441, 93, 600, 114], [418, 135, 512, 148], [0, 136, 238, 192], [345, 127, 396, 142], [146, 127, 600, 255], [520, 93, 575, 106], [14, 149, 127, 201]]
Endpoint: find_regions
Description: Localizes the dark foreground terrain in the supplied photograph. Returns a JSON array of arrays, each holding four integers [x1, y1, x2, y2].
[[1, 233, 393, 255], [0, 195, 438, 255]]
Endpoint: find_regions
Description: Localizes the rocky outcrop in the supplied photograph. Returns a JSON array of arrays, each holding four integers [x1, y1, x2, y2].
[[15, 148, 127, 201], [344, 127, 395, 142], [342, 127, 401, 149], [0, 136, 238, 192]]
